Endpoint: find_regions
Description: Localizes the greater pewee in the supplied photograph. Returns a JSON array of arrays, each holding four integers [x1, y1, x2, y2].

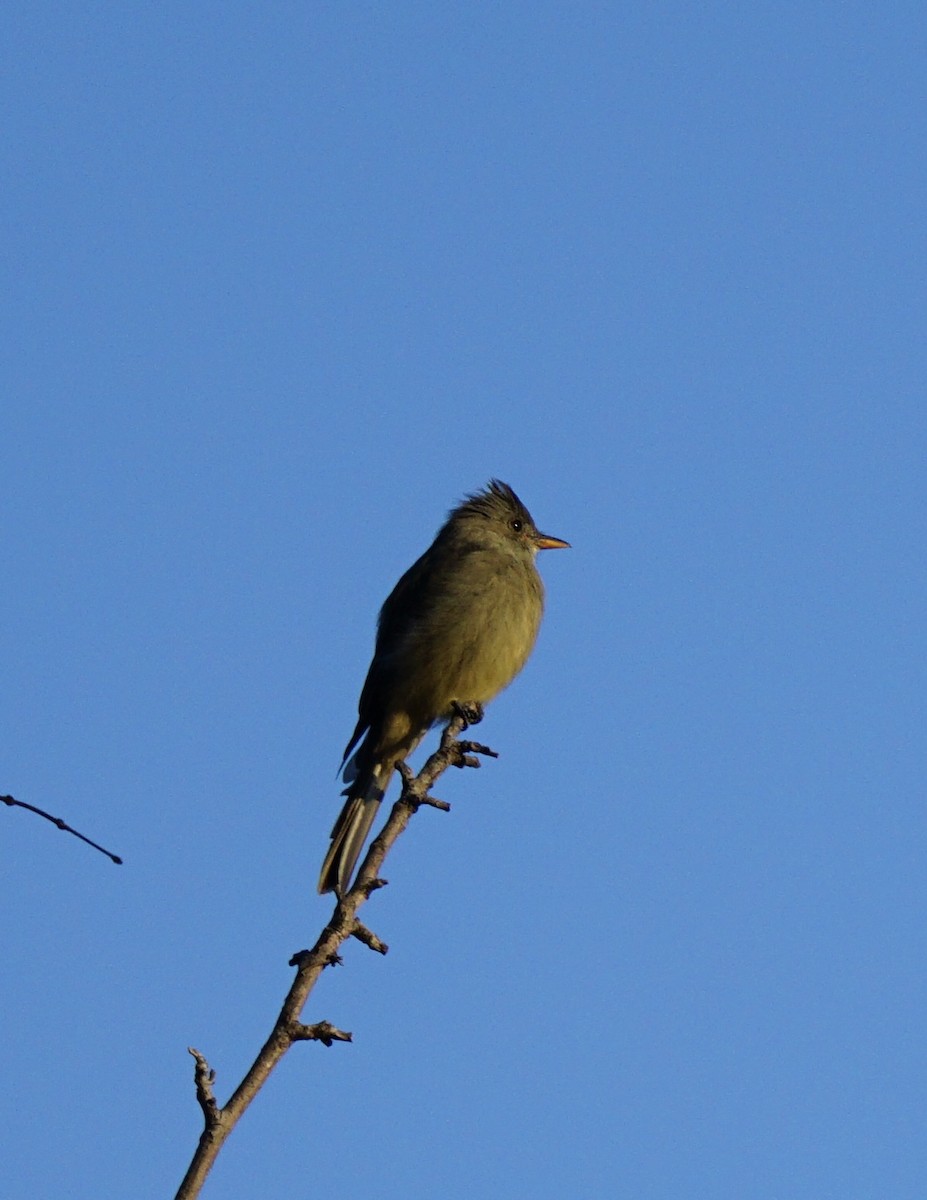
[[318, 479, 569, 896]]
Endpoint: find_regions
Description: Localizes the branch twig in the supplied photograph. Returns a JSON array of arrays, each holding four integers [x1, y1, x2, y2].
[[1, 794, 123, 864], [174, 712, 495, 1200]]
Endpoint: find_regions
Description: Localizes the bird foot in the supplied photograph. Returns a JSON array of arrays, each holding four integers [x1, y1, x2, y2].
[[451, 700, 484, 728]]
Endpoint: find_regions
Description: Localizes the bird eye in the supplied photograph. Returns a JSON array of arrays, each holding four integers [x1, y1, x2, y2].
[[510, 518, 523, 532]]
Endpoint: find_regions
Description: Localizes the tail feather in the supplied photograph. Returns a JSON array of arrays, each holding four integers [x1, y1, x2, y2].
[[318, 770, 388, 895]]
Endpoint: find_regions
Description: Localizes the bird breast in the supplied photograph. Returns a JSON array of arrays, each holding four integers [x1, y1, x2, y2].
[[394, 549, 545, 720]]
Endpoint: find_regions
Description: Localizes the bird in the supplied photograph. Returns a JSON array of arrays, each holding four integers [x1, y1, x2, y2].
[[318, 479, 569, 896]]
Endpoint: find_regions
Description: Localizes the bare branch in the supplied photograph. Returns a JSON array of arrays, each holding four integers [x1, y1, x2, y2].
[[174, 712, 497, 1200], [289, 1021, 352, 1045], [351, 920, 389, 954], [188, 1048, 220, 1127], [1, 793, 123, 864]]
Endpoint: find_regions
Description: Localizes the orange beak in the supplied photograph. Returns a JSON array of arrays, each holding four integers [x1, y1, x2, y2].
[[534, 532, 571, 550]]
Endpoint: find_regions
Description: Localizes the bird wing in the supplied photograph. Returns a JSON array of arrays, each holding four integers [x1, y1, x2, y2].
[[372, 545, 435, 655], [340, 546, 432, 774]]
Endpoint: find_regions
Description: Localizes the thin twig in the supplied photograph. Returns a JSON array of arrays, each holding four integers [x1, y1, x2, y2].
[[351, 920, 389, 954], [1, 794, 123, 864], [188, 1048, 220, 1125], [290, 1021, 352, 1045], [174, 712, 496, 1200]]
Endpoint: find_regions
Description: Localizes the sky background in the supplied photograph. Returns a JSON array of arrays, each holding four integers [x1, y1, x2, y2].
[[3, 4, 925, 1198]]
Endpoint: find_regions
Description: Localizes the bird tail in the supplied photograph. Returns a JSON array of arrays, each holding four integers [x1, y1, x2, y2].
[[317, 768, 388, 896]]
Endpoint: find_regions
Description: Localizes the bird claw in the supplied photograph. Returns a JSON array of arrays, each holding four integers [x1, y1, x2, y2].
[[451, 700, 484, 728]]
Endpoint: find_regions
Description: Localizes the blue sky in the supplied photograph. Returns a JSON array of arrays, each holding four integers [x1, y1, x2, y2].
[[3, 4, 925, 1197]]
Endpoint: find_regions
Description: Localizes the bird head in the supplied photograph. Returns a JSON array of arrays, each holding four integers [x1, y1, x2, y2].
[[446, 479, 570, 557]]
